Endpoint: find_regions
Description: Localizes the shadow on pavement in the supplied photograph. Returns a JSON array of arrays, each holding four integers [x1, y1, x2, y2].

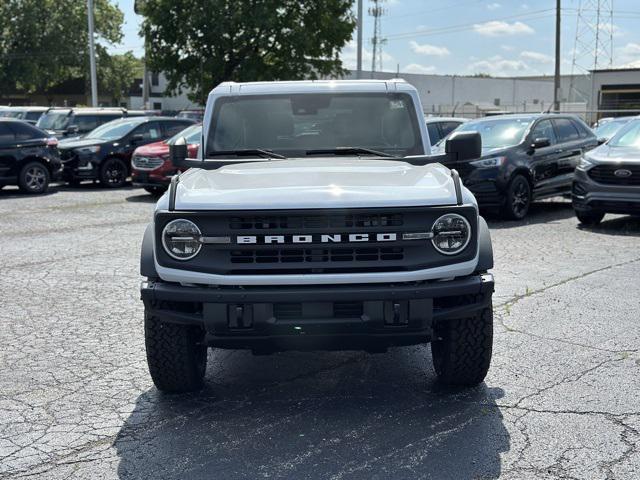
[[578, 214, 640, 237], [125, 192, 160, 203], [486, 199, 575, 229], [114, 348, 509, 479]]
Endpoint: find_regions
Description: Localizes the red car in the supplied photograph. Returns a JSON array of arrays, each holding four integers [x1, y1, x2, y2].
[[131, 124, 201, 194]]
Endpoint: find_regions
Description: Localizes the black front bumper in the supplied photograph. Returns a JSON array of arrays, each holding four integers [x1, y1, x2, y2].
[[141, 274, 494, 351]]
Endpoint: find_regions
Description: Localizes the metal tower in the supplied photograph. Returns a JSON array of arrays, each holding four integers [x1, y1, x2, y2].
[[369, 0, 387, 75], [569, 0, 614, 103]]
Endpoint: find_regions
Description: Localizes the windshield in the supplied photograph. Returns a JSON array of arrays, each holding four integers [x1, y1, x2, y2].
[[167, 125, 202, 145], [454, 117, 534, 149], [206, 93, 424, 158], [607, 119, 640, 148], [37, 111, 71, 130], [85, 119, 142, 140], [595, 119, 631, 139]]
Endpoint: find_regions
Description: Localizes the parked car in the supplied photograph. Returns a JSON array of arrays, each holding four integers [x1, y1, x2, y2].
[[573, 118, 640, 225], [0, 119, 61, 193], [176, 109, 204, 122], [131, 124, 201, 194], [36, 107, 132, 139], [0, 106, 48, 124], [424, 116, 467, 146], [57, 116, 195, 188], [435, 114, 598, 219], [593, 116, 636, 142]]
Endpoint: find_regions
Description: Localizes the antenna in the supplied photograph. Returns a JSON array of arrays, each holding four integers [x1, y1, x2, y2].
[[369, 0, 387, 77], [568, 0, 615, 103]]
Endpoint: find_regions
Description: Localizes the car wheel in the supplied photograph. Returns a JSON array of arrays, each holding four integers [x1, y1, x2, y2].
[[576, 210, 604, 226], [431, 306, 493, 386], [99, 157, 128, 188], [18, 161, 50, 194], [502, 174, 531, 220], [144, 311, 207, 393], [144, 186, 167, 195]]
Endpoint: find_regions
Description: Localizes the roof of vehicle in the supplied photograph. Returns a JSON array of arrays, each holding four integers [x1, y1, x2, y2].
[[424, 116, 468, 124], [210, 79, 416, 96], [3, 106, 48, 112], [44, 107, 127, 115], [464, 113, 585, 123], [106, 116, 195, 124]]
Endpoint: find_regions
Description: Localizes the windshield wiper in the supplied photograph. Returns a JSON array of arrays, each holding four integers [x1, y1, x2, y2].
[[306, 147, 397, 158], [206, 149, 286, 159]]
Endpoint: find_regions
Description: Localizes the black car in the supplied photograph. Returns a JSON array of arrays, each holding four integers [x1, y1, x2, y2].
[[0, 119, 61, 194], [437, 114, 599, 219], [425, 116, 466, 146], [36, 107, 137, 139], [0, 106, 48, 125], [572, 118, 640, 225], [57, 116, 195, 187]]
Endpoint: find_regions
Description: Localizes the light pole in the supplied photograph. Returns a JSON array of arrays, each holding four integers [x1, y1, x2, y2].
[[87, 0, 98, 107], [356, 0, 363, 79]]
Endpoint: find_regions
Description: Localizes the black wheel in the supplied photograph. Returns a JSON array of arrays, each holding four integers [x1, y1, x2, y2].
[[502, 174, 531, 220], [144, 311, 207, 393], [575, 210, 604, 226], [18, 161, 50, 194], [431, 307, 493, 386], [99, 157, 128, 188], [144, 186, 167, 195]]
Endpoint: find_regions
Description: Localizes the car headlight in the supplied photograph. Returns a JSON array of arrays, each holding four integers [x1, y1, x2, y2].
[[578, 155, 594, 170], [162, 219, 202, 260], [76, 145, 101, 154], [431, 214, 471, 255], [470, 156, 505, 168]]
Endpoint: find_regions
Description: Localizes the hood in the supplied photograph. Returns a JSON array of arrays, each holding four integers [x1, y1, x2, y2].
[[168, 158, 465, 210], [58, 137, 105, 150], [480, 146, 512, 157], [134, 140, 168, 156], [587, 144, 640, 164]]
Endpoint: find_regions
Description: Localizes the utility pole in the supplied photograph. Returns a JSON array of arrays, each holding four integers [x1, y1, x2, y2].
[[553, 0, 561, 111], [134, 0, 150, 110], [369, 0, 387, 77], [87, 0, 98, 107], [356, 0, 363, 79]]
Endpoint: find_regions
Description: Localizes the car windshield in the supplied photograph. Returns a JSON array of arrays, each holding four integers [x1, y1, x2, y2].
[[167, 125, 202, 145], [85, 119, 143, 140], [4, 111, 24, 119], [37, 111, 71, 130], [454, 117, 534, 149], [607, 119, 640, 148], [595, 119, 631, 139], [206, 92, 424, 158]]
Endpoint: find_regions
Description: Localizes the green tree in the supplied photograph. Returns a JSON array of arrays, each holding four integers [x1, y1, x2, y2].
[[138, 0, 356, 103], [99, 52, 144, 104], [0, 0, 136, 101]]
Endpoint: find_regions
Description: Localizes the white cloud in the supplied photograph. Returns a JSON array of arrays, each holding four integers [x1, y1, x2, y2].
[[468, 55, 530, 75], [615, 42, 640, 68], [409, 40, 450, 57], [520, 51, 553, 64], [501, 45, 515, 52], [521, 3, 530, 9], [473, 20, 534, 36], [341, 40, 396, 71], [404, 63, 437, 74], [487, 2, 501, 10]]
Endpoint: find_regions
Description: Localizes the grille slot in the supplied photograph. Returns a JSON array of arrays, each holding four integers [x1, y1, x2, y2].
[[229, 213, 403, 230], [230, 247, 404, 264], [133, 156, 165, 170], [334, 302, 363, 318], [588, 165, 640, 186], [273, 303, 302, 320]]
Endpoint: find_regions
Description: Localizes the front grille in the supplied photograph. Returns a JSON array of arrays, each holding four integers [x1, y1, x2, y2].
[[230, 247, 404, 264], [59, 150, 77, 162], [588, 165, 640, 186], [229, 213, 403, 230], [133, 156, 165, 170], [273, 302, 363, 320]]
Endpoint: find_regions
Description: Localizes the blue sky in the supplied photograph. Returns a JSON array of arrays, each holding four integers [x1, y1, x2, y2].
[[112, 0, 640, 77]]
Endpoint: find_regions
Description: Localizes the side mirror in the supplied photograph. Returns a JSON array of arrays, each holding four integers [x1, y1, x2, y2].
[[169, 137, 188, 166], [531, 137, 551, 149], [66, 125, 79, 135], [131, 134, 144, 144], [597, 137, 607, 145], [445, 131, 482, 162]]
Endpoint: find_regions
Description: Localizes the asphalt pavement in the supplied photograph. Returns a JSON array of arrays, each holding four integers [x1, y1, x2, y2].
[[0, 184, 638, 479]]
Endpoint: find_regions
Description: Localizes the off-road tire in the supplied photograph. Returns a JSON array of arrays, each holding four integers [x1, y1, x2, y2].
[[431, 307, 493, 386], [144, 311, 207, 393], [18, 161, 50, 194], [575, 210, 604, 226], [501, 174, 531, 220]]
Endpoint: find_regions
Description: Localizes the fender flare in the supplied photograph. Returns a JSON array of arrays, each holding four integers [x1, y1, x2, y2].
[[140, 223, 158, 279], [476, 216, 494, 272]]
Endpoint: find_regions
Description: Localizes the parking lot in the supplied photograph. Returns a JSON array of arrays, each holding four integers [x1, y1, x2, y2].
[[0, 184, 639, 479]]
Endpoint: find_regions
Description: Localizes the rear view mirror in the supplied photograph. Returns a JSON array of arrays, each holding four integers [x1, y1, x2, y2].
[[531, 137, 551, 149], [66, 125, 79, 135], [445, 131, 481, 162], [169, 137, 189, 166], [131, 134, 144, 144], [597, 137, 607, 145]]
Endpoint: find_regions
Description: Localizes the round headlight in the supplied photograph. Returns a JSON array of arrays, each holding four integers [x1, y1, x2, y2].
[[431, 214, 471, 255], [162, 219, 202, 260]]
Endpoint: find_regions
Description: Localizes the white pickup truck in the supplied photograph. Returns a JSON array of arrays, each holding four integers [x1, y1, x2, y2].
[[140, 79, 494, 392]]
